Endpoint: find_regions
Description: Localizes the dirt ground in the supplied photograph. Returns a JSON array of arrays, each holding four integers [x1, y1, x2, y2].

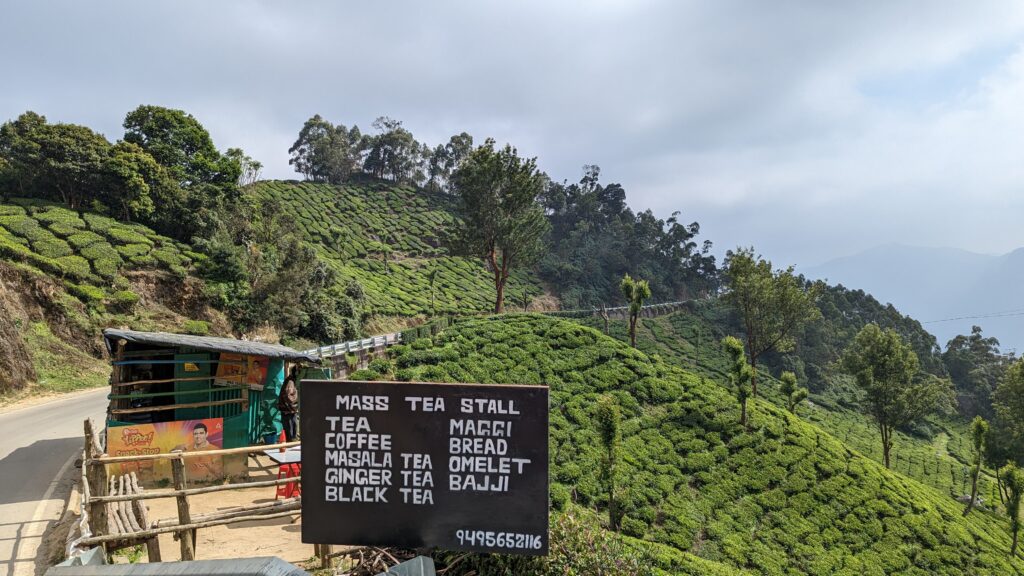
[[108, 454, 315, 567]]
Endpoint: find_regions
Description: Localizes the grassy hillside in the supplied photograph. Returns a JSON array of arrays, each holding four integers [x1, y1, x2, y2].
[[0, 198, 226, 397], [585, 309, 1005, 512], [379, 314, 1024, 575], [251, 180, 543, 316]]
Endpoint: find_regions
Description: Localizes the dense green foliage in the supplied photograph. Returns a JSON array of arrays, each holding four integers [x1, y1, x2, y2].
[[391, 314, 1024, 575], [724, 248, 822, 396], [249, 180, 542, 317], [840, 324, 955, 468], [539, 165, 718, 308]]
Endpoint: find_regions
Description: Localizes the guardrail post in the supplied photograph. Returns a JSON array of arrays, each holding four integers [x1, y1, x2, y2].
[[171, 456, 195, 561]]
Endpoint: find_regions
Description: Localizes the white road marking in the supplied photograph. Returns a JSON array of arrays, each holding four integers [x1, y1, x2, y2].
[[11, 451, 78, 575]]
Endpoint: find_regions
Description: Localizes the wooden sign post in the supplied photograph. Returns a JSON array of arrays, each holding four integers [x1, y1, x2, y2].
[[301, 380, 549, 555]]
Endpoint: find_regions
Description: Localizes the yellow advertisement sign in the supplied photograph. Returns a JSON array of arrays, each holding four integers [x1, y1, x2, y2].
[[215, 353, 267, 390], [106, 418, 224, 483]]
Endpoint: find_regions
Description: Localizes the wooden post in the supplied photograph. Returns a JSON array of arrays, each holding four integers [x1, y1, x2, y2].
[[319, 544, 333, 569], [171, 457, 195, 561], [84, 419, 108, 541]]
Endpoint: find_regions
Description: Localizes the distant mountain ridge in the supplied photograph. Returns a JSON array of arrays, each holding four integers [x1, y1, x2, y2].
[[802, 243, 1024, 354]]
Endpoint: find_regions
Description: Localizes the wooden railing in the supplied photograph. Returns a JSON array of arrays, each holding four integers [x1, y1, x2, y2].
[[72, 419, 302, 563]]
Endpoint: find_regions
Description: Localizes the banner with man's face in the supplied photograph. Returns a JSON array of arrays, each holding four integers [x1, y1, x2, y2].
[[106, 418, 224, 482]]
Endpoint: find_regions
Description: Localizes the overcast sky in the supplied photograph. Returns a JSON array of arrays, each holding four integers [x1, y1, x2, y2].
[[4, 1, 1024, 270]]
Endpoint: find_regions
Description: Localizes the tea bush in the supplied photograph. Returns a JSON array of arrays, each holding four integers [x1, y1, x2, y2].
[[0, 198, 196, 305]]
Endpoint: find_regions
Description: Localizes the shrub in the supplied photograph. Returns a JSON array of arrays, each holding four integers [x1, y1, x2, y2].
[[367, 358, 393, 377], [109, 290, 140, 313], [116, 243, 150, 258], [105, 226, 152, 246], [66, 231, 106, 249], [66, 282, 105, 303], [182, 320, 210, 336], [348, 368, 378, 381], [31, 237, 74, 259], [53, 255, 92, 280]]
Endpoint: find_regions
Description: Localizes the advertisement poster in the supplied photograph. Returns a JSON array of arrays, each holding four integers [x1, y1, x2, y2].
[[107, 418, 225, 482], [214, 353, 268, 390]]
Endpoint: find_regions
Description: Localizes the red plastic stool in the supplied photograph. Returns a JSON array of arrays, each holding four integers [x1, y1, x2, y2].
[[276, 463, 301, 499]]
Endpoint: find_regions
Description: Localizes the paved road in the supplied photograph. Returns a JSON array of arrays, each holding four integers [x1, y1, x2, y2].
[[0, 389, 108, 576]]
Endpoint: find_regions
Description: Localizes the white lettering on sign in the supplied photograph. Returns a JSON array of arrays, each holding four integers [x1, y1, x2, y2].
[[405, 396, 446, 412], [400, 453, 432, 469], [324, 450, 392, 468], [335, 395, 389, 411], [449, 419, 513, 437], [325, 416, 371, 432], [325, 467, 392, 486], [449, 437, 508, 455], [460, 398, 519, 415], [324, 432, 392, 451], [325, 485, 388, 503], [400, 488, 434, 504]]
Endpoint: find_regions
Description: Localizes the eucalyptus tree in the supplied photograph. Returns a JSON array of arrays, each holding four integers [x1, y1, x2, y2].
[[620, 274, 651, 348]]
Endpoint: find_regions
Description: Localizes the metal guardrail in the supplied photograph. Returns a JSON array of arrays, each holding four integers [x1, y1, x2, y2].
[[542, 299, 693, 317], [302, 332, 403, 359]]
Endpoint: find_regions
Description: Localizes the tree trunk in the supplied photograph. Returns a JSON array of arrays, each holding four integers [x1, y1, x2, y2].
[[964, 464, 980, 515], [749, 354, 758, 397], [494, 277, 504, 314], [881, 426, 892, 468], [608, 447, 617, 531], [629, 314, 637, 348]]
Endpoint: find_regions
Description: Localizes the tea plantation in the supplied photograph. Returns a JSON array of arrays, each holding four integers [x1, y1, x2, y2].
[[250, 180, 542, 316], [380, 314, 1024, 575], [0, 198, 197, 305], [585, 310, 1006, 517]]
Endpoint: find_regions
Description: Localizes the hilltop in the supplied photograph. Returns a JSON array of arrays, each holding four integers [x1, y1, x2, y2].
[[377, 314, 1024, 575], [249, 180, 544, 317]]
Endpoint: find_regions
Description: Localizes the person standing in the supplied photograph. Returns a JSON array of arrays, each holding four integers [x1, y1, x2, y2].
[[278, 366, 299, 441]]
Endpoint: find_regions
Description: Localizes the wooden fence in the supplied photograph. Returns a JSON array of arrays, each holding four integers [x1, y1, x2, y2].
[[71, 418, 303, 563]]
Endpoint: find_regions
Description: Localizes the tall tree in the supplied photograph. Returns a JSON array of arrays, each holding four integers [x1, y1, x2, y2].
[[943, 326, 1008, 419], [427, 132, 473, 192], [723, 336, 754, 427], [1003, 464, 1023, 556], [450, 139, 549, 313], [620, 274, 651, 348], [840, 323, 954, 468], [992, 358, 1024, 467], [123, 105, 240, 196], [102, 141, 176, 222], [123, 105, 240, 241], [594, 395, 621, 531], [964, 416, 989, 515], [226, 147, 263, 186], [362, 117, 423, 184], [287, 115, 361, 183], [724, 247, 822, 396], [779, 371, 809, 414]]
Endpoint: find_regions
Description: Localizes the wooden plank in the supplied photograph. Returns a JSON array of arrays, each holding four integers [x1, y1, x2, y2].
[[91, 476, 303, 504], [171, 458, 195, 561], [110, 397, 246, 415], [92, 441, 300, 465], [112, 374, 243, 388], [154, 498, 300, 527], [77, 510, 301, 546]]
